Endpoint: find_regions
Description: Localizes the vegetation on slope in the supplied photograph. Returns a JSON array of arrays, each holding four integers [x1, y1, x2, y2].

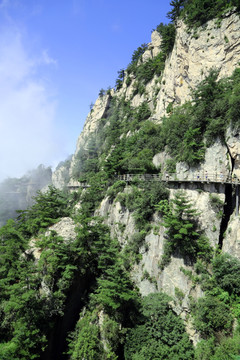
[[1, 1, 240, 358], [190, 252, 240, 359], [121, 22, 176, 91], [0, 183, 193, 359], [156, 191, 213, 269], [124, 293, 194, 360], [74, 66, 240, 176], [168, 0, 240, 27], [159, 67, 240, 168]]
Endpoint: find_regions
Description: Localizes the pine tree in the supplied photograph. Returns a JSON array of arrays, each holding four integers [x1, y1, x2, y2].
[[157, 191, 212, 268], [167, 0, 187, 22]]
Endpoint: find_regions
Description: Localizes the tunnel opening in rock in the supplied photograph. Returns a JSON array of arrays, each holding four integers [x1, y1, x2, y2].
[[218, 184, 234, 249]]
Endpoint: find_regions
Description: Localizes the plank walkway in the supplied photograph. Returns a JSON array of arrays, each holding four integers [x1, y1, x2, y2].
[[117, 172, 240, 185], [68, 172, 240, 189], [67, 171, 240, 215]]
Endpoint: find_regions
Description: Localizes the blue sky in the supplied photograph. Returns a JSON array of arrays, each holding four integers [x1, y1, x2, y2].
[[0, 0, 171, 181]]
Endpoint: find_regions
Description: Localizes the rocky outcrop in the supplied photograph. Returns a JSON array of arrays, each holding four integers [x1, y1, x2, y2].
[[222, 215, 240, 257], [226, 127, 240, 178], [96, 194, 136, 246], [52, 165, 70, 189], [155, 12, 240, 119], [69, 93, 111, 178], [29, 217, 76, 262], [45, 217, 76, 242], [96, 184, 221, 298], [62, 11, 240, 187], [65, 11, 240, 303], [56, 11, 240, 189], [117, 12, 240, 120]]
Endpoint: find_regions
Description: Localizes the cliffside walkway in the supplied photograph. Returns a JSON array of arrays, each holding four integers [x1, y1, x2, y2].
[[117, 172, 240, 216], [67, 172, 240, 215], [68, 172, 240, 188], [117, 172, 240, 185]]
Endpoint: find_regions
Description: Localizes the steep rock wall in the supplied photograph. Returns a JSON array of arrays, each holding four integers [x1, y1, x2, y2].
[[53, 9, 240, 314], [154, 11, 240, 118], [46, 12, 240, 346], [96, 183, 224, 293], [64, 11, 240, 181], [116, 11, 240, 120], [68, 94, 112, 178]]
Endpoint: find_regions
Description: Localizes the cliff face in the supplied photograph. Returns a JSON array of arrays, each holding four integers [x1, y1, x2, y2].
[[51, 10, 240, 343], [64, 11, 240, 178], [116, 11, 240, 118], [155, 11, 240, 118]]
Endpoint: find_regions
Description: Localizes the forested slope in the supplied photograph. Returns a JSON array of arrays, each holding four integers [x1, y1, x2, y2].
[[1, 1, 240, 359]]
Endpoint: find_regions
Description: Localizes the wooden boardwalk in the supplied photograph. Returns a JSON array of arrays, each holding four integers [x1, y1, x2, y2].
[[68, 172, 240, 188], [67, 171, 240, 215], [117, 172, 240, 216], [117, 172, 240, 185]]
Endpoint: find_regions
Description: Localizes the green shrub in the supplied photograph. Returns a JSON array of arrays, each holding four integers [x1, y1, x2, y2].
[[195, 333, 240, 360], [107, 180, 126, 201], [159, 191, 212, 268], [126, 76, 131, 86], [192, 295, 233, 337], [209, 194, 224, 212], [128, 231, 148, 253], [212, 253, 240, 296], [156, 23, 176, 57], [16, 186, 70, 236], [124, 293, 194, 360], [68, 311, 104, 360], [171, 0, 240, 28], [123, 182, 169, 231]]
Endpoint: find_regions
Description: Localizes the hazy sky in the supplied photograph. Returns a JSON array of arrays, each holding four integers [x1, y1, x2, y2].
[[0, 0, 171, 181]]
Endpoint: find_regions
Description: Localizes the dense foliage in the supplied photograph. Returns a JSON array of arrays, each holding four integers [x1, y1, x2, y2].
[[157, 191, 212, 268], [124, 293, 194, 360], [16, 186, 70, 236], [2, 1, 240, 358], [188, 252, 240, 359], [168, 0, 240, 27], [0, 187, 138, 359], [156, 22, 176, 57], [159, 68, 240, 167]]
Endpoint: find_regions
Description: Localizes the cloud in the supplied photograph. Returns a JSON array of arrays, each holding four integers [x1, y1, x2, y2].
[[0, 28, 59, 181], [41, 49, 57, 66]]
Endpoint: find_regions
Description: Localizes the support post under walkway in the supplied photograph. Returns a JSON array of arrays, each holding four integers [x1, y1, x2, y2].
[[236, 185, 239, 216]]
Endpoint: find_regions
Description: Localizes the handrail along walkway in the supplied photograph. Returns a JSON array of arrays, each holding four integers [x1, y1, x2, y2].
[[117, 172, 240, 185], [117, 172, 240, 216], [67, 172, 240, 215]]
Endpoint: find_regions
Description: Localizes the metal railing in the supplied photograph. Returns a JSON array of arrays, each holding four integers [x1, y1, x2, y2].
[[67, 172, 240, 191], [117, 172, 240, 185]]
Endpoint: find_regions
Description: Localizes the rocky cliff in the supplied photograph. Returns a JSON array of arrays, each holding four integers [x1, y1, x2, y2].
[[47, 10, 240, 348], [57, 10, 240, 181], [4, 6, 240, 359]]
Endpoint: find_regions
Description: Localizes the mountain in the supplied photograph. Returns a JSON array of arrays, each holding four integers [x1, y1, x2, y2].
[[1, 2, 240, 359], [0, 164, 52, 227]]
